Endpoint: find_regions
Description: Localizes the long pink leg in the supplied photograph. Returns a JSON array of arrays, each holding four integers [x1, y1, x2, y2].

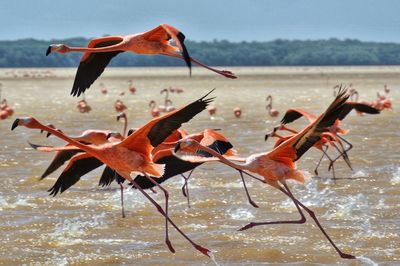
[[239, 182, 355, 259], [130, 178, 210, 257], [238, 170, 259, 208], [143, 173, 174, 253], [181, 169, 194, 208]]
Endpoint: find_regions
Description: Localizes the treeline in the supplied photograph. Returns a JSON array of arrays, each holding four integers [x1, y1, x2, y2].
[[1, 37, 400, 67]]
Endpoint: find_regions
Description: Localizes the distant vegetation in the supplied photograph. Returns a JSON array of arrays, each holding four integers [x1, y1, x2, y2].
[[1, 38, 400, 67]]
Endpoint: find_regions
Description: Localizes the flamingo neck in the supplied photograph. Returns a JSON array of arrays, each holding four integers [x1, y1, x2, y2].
[[194, 143, 248, 171], [67, 45, 123, 53], [35, 122, 99, 155]]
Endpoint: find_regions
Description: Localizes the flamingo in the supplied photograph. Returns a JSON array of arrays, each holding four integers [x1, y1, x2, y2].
[[273, 101, 380, 178], [233, 107, 242, 118], [169, 87, 184, 94], [99, 82, 108, 94], [46, 24, 237, 96], [114, 99, 127, 113], [0, 87, 14, 119], [12, 91, 215, 256], [76, 98, 92, 113], [266, 95, 279, 117], [165, 99, 176, 112], [207, 105, 217, 116], [149, 100, 160, 117], [128, 80, 136, 94], [174, 89, 355, 259]]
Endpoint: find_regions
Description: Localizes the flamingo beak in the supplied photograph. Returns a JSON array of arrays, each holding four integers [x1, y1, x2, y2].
[[174, 142, 181, 153], [46, 46, 52, 56], [176, 32, 192, 76], [11, 118, 20, 130], [127, 128, 136, 136]]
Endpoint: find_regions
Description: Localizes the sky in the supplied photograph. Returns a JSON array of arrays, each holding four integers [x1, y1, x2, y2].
[[2, 0, 400, 42]]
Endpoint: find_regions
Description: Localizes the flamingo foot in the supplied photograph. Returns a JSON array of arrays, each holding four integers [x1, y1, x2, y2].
[[237, 222, 256, 231], [194, 244, 211, 257], [340, 252, 356, 259], [166, 239, 176, 254], [220, 70, 237, 79]]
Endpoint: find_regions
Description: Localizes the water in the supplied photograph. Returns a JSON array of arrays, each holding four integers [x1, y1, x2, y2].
[[0, 66, 399, 265]]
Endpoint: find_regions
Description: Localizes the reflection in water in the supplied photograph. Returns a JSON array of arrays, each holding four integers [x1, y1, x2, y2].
[[0, 67, 399, 265]]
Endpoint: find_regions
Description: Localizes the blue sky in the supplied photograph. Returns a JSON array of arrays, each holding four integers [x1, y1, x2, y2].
[[2, 0, 400, 42]]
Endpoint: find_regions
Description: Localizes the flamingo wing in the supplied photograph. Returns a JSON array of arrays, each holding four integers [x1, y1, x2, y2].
[[142, 24, 191, 73], [120, 90, 214, 154], [48, 156, 104, 196], [281, 108, 316, 124], [98, 166, 125, 187], [337, 102, 380, 120], [71, 36, 124, 97]]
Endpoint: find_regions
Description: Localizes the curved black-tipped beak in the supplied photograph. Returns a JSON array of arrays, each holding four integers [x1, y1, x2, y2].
[[46, 132, 52, 138], [174, 142, 181, 153], [127, 128, 135, 136], [11, 118, 20, 130], [46, 46, 52, 56], [106, 133, 112, 139], [264, 133, 270, 142], [177, 32, 192, 76]]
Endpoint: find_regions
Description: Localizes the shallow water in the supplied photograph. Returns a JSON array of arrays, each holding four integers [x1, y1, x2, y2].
[[0, 66, 399, 265]]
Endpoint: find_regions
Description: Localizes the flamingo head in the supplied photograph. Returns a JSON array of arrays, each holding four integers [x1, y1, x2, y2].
[[106, 132, 124, 141], [174, 138, 200, 154], [46, 44, 68, 56], [11, 116, 35, 130]]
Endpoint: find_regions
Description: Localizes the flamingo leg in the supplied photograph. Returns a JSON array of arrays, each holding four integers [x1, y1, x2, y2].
[[314, 145, 328, 176], [181, 169, 194, 208], [129, 178, 210, 257], [238, 170, 259, 208], [116, 174, 126, 218], [329, 136, 353, 171], [142, 173, 174, 254], [239, 182, 355, 259]]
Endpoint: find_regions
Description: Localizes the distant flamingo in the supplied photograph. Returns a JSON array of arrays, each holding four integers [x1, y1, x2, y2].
[[46, 24, 236, 96], [76, 97, 92, 113], [0, 86, 14, 119], [233, 107, 242, 118], [12, 91, 215, 256], [114, 99, 127, 113], [149, 100, 160, 117], [128, 80, 136, 94], [207, 105, 217, 116], [99, 82, 108, 94], [165, 99, 176, 112], [169, 87, 184, 94], [266, 95, 279, 117], [174, 90, 355, 259]]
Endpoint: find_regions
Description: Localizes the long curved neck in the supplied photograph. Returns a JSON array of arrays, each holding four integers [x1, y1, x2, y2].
[[33, 121, 99, 155], [266, 96, 272, 107], [194, 143, 248, 171], [162, 90, 169, 105], [66, 43, 124, 53], [122, 118, 127, 137]]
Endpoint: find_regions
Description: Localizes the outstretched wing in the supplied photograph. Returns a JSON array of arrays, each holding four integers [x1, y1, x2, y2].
[[71, 36, 124, 97], [120, 90, 214, 156], [337, 102, 380, 120], [280, 108, 316, 124], [48, 156, 104, 196]]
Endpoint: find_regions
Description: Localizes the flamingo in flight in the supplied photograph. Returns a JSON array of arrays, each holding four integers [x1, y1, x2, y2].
[[174, 89, 356, 259], [12, 90, 215, 257], [273, 100, 380, 178], [46, 24, 237, 96]]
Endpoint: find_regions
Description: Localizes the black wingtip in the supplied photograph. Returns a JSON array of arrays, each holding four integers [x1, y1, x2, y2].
[[46, 46, 51, 56], [11, 118, 19, 130], [27, 141, 47, 150]]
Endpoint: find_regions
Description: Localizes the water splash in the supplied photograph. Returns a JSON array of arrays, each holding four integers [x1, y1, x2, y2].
[[357, 255, 379, 266], [208, 251, 221, 266]]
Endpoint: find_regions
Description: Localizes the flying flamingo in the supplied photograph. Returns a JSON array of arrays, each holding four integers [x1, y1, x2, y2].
[[174, 90, 356, 259], [266, 95, 279, 117], [12, 91, 215, 256], [46, 24, 236, 96], [274, 101, 380, 178], [149, 100, 160, 117]]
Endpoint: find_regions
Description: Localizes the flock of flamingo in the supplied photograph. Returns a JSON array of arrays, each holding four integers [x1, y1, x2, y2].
[[4, 24, 394, 261]]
